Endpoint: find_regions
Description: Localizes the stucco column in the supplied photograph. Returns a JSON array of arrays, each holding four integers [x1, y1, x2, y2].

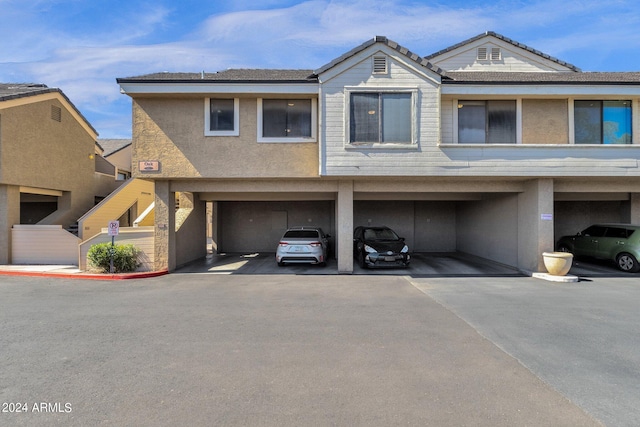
[[518, 178, 554, 273], [154, 180, 176, 272], [337, 180, 354, 274], [210, 201, 219, 254], [0, 185, 21, 264], [630, 193, 640, 224]]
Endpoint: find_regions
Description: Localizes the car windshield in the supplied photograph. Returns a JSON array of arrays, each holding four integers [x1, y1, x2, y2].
[[283, 230, 319, 239], [364, 228, 399, 240]]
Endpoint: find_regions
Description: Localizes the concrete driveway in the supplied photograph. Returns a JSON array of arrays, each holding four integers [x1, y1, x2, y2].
[[409, 276, 640, 427], [0, 273, 607, 427]]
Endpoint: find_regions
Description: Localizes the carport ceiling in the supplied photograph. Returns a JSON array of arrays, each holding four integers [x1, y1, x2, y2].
[[555, 192, 629, 201], [198, 192, 336, 201], [354, 192, 483, 200]]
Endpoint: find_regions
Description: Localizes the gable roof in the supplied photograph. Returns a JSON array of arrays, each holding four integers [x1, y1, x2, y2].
[[425, 31, 581, 72], [314, 36, 443, 76], [98, 138, 132, 156], [0, 83, 98, 136]]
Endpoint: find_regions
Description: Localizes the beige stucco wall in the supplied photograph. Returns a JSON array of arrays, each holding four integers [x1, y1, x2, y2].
[[522, 99, 569, 144], [0, 184, 20, 263], [0, 96, 97, 226], [105, 146, 132, 174], [456, 194, 519, 267], [175, 193, 207, 268], [132, 97, 319, 179]]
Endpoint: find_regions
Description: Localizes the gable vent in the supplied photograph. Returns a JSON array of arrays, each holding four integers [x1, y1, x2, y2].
[[491, 47, 501, 60], [51, 105, 62, 122], [373, 55, 388, 74], [477, 47, 488, 60]]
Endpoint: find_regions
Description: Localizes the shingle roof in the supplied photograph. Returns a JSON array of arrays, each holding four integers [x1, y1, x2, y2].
[[425, 31, 581, 72], [314, 36, 443, 76], [98, 138, 132, 156], [0, 83, 57, 100], [443, 71, 640, 84], [117, 69, 317, 83], [0, 83, 98, 136], [117, 34, 640, 90]]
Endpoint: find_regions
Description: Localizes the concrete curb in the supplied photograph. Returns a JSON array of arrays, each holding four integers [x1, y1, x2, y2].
[[0, 269, 169, 281]]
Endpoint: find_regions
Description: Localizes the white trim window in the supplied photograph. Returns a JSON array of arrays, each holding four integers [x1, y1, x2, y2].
[[205, 98, 239, 136], [347, 90, 416, 145], [574, 100, 632, 144], [457, 100, 516, 144], [257, 98, 317, 143]]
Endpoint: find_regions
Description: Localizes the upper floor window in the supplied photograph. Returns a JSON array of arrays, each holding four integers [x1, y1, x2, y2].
[[205, 98, 239, 136], [458, 100, 516, 144], [258, 98, 317, 143], [349, 92, 413, 144], [574, 100, 631, 144]]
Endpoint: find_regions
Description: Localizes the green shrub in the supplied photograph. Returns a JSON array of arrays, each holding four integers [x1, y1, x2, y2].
[[87, 242, 140, 273]]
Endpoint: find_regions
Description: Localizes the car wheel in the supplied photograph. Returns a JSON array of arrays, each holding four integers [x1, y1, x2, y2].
[[277, 261, 285, 267], [616, 253, 640, 272]]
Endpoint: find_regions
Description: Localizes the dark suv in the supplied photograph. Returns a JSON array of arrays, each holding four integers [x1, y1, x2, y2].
[[556, 224, 640, 272]]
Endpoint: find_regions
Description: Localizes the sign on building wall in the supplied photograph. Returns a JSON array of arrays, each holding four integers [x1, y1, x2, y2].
[[138, 161, 160, 172]]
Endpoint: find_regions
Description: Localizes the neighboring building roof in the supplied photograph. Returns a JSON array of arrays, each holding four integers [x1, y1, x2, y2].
[[425, 31, 582, 72], [0, 83, 98, 136], [314, 36, 443, 76], [443, 71, 640, 84], [117, 69, 317, 84], [98, 138, 132, 156], [0, 83, 58, 100]]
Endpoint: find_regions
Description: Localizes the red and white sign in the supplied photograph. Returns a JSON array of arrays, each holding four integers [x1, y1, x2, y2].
[[108, 220, 120, 236]]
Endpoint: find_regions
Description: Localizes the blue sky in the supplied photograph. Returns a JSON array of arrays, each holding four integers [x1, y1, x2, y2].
[[2, 0, 640, 139]]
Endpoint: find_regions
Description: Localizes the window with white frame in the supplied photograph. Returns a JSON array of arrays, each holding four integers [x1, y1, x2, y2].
[[257, 98, 316, 143], [574, 100, 632, 144], [205, 98, 239, 136], [349, 92, 413, 144], [457, 100, 516, 144]]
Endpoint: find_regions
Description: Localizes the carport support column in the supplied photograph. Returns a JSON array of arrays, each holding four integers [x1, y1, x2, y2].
[[154, 180, 176, 272], [518, 179, 554, 273], [0, 185, 20, 264], [337, 180, 354, 274], [630, 193, 640, 224]]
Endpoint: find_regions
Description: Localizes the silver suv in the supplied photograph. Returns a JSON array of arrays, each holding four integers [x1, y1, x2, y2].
[[276, 227, 330, 267]]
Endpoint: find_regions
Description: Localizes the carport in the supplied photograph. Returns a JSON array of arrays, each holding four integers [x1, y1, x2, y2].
[[158, 178, 552, 274], [347, 177, 543, 274], [160, 178, 631, 276]]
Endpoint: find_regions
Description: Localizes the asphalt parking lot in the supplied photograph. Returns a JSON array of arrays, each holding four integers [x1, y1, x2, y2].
[[1, 273, 623, 427], [1, 253, 638, 426]]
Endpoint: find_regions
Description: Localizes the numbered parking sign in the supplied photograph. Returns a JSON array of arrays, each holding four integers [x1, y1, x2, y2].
[[108, 220, 120, 236]]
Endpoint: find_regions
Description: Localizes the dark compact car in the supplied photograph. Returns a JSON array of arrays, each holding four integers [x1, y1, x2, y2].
[[353, 226, 410, 268], [556, 223, 640, 272]]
